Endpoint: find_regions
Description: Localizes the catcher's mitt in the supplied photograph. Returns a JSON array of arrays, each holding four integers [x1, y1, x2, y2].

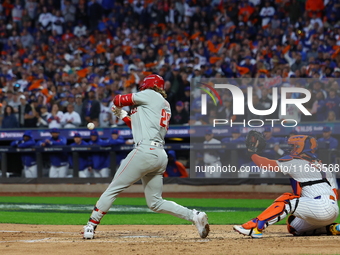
[[245, 130, 266, 154]]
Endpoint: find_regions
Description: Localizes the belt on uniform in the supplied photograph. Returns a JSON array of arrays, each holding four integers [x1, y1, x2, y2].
[[314, 195, 336, 201], [135, 140, 163, 148]]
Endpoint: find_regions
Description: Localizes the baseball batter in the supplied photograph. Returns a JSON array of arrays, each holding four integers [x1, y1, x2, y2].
[[234, 133, 340, 238], [83, 74, 210, 239]]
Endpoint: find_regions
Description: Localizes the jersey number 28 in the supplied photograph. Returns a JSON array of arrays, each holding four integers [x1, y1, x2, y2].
[[160, 109, 171, 130]]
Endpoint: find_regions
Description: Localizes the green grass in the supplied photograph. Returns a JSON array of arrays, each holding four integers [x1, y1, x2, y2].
[[0, 196, 339, 225], [0, 196, 274, 207]]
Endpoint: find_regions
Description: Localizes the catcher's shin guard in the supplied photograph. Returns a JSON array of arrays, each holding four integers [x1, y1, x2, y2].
[[243, 193, 299, 231], [287, 215, 297, 235]]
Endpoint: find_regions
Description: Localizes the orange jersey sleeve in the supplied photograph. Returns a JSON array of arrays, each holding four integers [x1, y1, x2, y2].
[[251, 154, 280, 172]]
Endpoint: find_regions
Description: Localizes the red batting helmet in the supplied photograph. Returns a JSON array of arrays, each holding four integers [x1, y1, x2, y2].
[[139, 74, 164, 91]]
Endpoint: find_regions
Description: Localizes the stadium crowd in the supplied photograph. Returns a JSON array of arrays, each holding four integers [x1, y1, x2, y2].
[[0, 0, 339, 129]]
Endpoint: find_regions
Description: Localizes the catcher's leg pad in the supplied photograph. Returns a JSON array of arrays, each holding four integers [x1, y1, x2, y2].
[[275, 192, 300, 202], [287, 215, 298, 235], [243, 193, 299, 230]]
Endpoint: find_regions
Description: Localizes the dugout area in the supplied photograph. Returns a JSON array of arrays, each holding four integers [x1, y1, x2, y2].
[[0, 189, 339, 255]]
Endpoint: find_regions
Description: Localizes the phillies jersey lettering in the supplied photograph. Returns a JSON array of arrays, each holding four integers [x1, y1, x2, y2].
[[131, 89, 171, 144]]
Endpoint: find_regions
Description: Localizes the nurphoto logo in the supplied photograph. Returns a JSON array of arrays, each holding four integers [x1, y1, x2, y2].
[[200, 84, 311, 128]]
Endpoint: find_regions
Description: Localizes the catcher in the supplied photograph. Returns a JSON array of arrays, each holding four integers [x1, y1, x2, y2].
[[234, 130, 340, 238]]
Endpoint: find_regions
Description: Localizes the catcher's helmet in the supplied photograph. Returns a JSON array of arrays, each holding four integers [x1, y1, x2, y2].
[[287, 135, 317, 156], [139, 74, 164, 91]]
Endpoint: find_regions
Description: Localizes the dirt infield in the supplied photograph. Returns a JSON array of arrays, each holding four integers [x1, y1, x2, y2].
[[1, 192, 339, 254], [0, 224, 339, 255]]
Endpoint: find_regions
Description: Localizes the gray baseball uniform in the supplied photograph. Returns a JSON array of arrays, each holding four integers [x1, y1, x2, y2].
[[87, 89, 194, 226]]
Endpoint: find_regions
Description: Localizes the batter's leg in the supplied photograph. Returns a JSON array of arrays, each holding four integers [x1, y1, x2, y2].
[[141, 173, 193, 221], [87, 148, 155, 226]]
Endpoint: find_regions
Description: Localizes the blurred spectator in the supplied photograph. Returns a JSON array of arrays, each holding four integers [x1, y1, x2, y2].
[[10, 131, 37, 178], [262, 127, 285, 159], [36, 105, 51, 128], [305, 0, 324, 17], [334, 68, 340, 78], [25, 0, 38, 20], [73, 20, 87, 37], [74, 94, 83, 118], [88, 130, 111, 178], [38, 7, 53, 31], [279, 91, 302, 123], [317, 126, 339, 150], [109, 129, 125, 146], [326, 111, 337, 122], [2, 105, 19, 128], [88, 0, 102, 31], [222, 128, 245, 144], [20, 28, 34, 48], [164, 150, 188, 178], [324, 89, 340, 119], [82, 89, 100, 125], [48, 103, 64, 128], [315, 91, 327, 121], [24, 98, 38, 128], [247, 94, 265, 120], [260, 1, 275, 28], [61, 104, 81, 128], [39, 128, 68, 178], [75, 2, 88, 25], [69, 133, 92, 178], [62, 0, 76, 24], [109, 129, 125, 166], [170, 101, 189, 125], [222, 127, 247, 170], [7, 91, 20, 119], [52, 10, 65, 35], [18, 95, 27, 127], [203, 128, 222, 178], [12, 0, 23, 27], [99, 98, 112, 128]]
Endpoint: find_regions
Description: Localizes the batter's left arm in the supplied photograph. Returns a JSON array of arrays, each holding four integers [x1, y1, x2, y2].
[[113, 94, 135, 107], [112, 94, 132, 129]]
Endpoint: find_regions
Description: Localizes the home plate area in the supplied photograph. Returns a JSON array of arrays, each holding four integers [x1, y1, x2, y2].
[[0, 224, 339, 255]]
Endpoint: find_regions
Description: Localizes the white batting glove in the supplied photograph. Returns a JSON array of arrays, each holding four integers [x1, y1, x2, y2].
[[111, 105, 128, 119]]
